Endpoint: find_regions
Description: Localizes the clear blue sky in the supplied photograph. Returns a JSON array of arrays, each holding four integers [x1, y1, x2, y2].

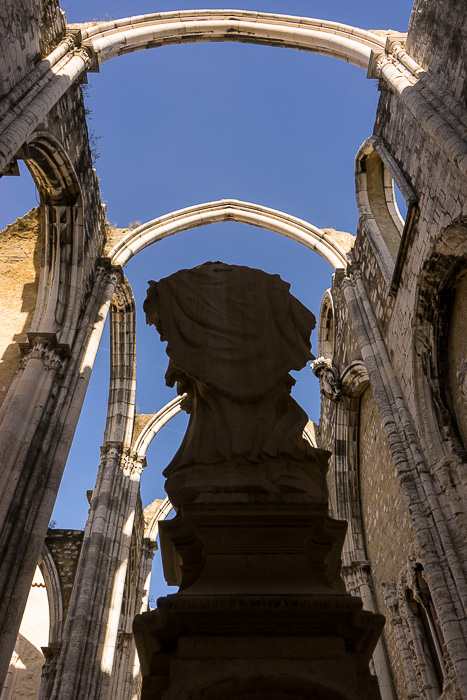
[[0, 0, 413, 598]]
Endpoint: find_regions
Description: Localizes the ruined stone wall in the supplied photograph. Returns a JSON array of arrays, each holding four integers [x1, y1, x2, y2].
[[407, 0, 466, 102], [0, 0, 65, 99], [0, 79, 106, 404], [318, 270, 418, 697], [358, 385, 415, 699], [369, 97, 466, 444], [45, 530, 83, 621], [352, 233, 395, 337], [0, 208, 41, 407]]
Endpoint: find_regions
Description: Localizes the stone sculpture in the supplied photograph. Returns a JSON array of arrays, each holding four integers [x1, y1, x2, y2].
[[136, 262, 384, 700], [311, 356, 342, 402], [144, 261, 330, 501]]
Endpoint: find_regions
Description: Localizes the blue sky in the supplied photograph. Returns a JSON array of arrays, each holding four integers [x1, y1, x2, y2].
[[0, 0, 413, 598]]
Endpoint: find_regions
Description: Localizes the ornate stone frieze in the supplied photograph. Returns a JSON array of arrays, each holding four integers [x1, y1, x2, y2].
[[311, 357, 342, 402]]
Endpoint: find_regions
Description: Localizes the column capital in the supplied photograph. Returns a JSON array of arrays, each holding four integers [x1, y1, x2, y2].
[[100, 441, 125, 460], [97, 257, 124, 285], [18, 332, 70, 371]]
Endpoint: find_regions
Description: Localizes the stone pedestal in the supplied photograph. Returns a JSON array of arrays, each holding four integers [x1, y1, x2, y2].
[[134, 460, 384, 700]]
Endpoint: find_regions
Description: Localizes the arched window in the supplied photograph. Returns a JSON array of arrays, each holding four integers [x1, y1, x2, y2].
[[355, 136, 418, 290]]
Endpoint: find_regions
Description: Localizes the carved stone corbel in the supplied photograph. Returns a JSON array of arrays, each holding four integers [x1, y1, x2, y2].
[[311, 357, 342, 402]]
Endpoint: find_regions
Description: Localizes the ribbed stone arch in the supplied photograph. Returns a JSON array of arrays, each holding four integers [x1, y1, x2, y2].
[[80, 10, 386, 70], [109, 199, 349, 270]]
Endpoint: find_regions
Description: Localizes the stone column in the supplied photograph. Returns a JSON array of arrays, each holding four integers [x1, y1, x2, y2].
[[0, 263, 121, 687], [0, 334, 69, 680], [49, 447, 144, 700]]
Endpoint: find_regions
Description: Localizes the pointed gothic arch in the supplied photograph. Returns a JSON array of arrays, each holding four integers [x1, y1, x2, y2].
[[108, 199, 350, 270], [80, 11, 386, 69]]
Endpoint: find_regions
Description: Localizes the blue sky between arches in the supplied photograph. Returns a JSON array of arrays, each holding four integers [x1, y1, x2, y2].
[[0, 0, 413, 596]]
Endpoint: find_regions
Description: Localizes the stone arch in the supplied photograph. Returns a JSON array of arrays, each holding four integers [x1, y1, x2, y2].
[[108, 199, 349, 270], [38, 543, 64, 645], [317, 289, 335, 360], [355, 136, 418, 286], [0, 133, 84, 410], [80, 11, 386, 70], [144, 497, 173, 545], [20, 133, 85, 345], [395, 556, 448, 696]]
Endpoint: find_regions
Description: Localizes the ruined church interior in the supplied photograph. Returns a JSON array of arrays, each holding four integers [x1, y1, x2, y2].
[[0, 0, 466, 698]]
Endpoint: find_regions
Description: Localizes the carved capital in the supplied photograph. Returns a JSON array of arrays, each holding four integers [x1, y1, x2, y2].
[[346, 260, 362, 279], [18, 332, 70, 371], [367, 50, 393, 80], [332, 268, 346, 288], [122, 451, 146, 476], [97, 257, 124, 287], [142, 537, 158, 555], [342, 560, 372, 593], [385, 34, 408, 57], [100, 441, 124, 461], [65, 28, 82, 47], [311, 357, 342, 402], [73, 45, 99, 73]]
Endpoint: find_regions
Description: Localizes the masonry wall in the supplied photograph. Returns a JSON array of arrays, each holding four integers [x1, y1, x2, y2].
[[369, 90, 466, 450], [0, 0, 65, 99], [45, 530, 84, 621], [358, 385, 415, 699], [0, 208, 41, 407], [407, 0, 466, 101]]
